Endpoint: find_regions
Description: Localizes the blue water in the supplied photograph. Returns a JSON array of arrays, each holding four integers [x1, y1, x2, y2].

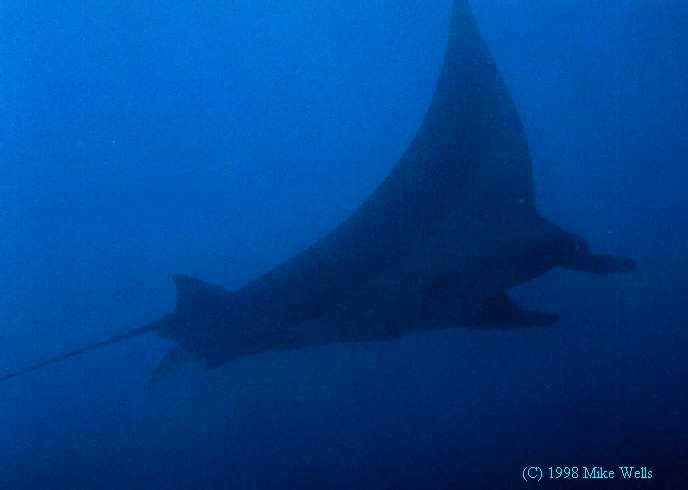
[[1, 1, 686, 488]]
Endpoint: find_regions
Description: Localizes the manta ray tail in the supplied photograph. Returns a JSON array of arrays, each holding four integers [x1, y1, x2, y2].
[[0, 275, 231, 385], [0, 322, 161, 384]]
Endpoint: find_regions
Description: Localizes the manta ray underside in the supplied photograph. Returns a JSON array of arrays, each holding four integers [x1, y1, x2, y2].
[[1, 0, 634, 384]]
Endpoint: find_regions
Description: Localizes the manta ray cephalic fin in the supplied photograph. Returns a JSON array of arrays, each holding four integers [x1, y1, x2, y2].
[[476, 293, 559, 327]]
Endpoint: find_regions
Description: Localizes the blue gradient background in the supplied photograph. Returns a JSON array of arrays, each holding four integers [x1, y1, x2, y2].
[[1, 1, 686, 488]]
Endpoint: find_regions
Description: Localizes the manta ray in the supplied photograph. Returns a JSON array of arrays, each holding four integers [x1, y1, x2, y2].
[[1, 0, 634, 384]]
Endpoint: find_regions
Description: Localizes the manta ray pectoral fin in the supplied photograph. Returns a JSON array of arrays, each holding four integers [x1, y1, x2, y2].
[[564, 253, 636, 274], [476, 293, 559, 328]]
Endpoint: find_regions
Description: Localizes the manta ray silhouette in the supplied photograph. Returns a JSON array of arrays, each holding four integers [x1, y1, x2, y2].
[[1, 0, 634, 384]]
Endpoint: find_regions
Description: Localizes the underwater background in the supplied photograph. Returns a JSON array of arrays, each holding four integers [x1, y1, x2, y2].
[[1, 0, 686, 488]]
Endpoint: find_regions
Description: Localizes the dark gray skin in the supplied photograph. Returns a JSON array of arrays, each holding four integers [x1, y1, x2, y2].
[[0, 0, 634, 385], [152, 0, 633, 373]]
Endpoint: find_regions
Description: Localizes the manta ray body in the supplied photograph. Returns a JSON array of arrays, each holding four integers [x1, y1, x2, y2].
[[1, 0, 634, 384]]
